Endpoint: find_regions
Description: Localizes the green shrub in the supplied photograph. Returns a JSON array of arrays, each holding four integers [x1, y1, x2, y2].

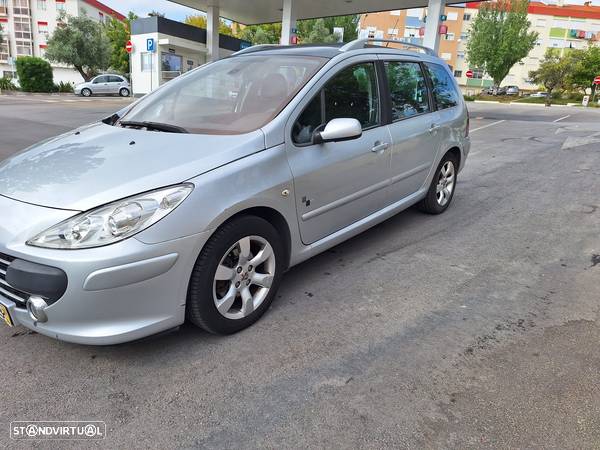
[[55, 81, 74, 93], [463, 95, 475, 101], [15, 56, 54, 92], [0, 76, 16, 91]]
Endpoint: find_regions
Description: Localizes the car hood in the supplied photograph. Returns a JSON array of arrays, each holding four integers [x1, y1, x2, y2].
[[0, 123, 266, 211]]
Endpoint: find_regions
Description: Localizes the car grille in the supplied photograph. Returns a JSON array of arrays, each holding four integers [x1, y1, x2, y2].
[[0, 252, 28, 307]]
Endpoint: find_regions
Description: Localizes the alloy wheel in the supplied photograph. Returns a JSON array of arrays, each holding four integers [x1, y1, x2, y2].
[[436, 160, 455, 206], [213, 236, 276, 320]]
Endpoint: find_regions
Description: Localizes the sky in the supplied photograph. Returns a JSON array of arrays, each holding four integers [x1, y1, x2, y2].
[[101, 0, 200, 21], [101, 0, 600, 22]]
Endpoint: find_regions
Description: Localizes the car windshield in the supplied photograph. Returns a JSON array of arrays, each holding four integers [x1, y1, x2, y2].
[[120, 55, 327, 135]]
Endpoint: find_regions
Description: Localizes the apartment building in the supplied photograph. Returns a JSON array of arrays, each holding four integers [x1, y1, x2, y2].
[[359, 2, 600, 92], [0, 0, 125, 84]]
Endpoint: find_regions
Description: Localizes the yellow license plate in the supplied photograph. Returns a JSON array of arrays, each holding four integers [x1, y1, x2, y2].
[[0, 304, 13, 327]]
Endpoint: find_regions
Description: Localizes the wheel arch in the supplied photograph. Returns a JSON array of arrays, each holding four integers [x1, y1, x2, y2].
[[209, 206, 293, 271]]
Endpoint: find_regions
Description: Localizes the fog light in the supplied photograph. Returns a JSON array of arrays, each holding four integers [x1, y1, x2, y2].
[[27, 296, 48, 323]]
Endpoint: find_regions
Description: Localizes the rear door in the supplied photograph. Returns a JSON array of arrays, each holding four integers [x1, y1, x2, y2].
[[107, 76, 125, 94], [382, 58, 441, 201], [286, 58, 392, 245]]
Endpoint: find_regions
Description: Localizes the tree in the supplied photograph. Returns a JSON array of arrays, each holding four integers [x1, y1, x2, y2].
[[300, 18, 338, 44], [298, 15, 359, 43], [529, 49, 572, 106], [467, 0, 538, 87], [567, 46, 600, 96], [106, 12, 137, 75], [236, 23, 282, 44], [184, 14, 234, 36], [15, 56, 54, 92], [45, 13, 110, 81]]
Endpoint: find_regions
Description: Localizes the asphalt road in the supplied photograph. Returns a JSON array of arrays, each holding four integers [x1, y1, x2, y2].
[[1, 96, 600, 449]]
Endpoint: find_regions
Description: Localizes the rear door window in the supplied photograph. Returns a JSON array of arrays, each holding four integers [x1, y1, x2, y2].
[[384, 61, 430, 121], [424, 63, 460, 110], [293, 62, 380, 144]]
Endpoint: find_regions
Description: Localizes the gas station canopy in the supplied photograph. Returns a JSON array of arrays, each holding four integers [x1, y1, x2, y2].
[[170, 0, 460, 25]]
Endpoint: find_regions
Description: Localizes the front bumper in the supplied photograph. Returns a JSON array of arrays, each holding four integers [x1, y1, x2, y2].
[[0, 195, 210, 345]]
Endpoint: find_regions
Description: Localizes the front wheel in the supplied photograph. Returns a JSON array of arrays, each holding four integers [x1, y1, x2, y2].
[[81, 88, 92, 97], [186, 216, 285, 335], [418, 152, 459, 214]]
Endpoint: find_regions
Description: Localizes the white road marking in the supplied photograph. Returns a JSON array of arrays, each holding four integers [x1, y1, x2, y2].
[[470, 120, 506, 133], [553, 115, 571, 123]]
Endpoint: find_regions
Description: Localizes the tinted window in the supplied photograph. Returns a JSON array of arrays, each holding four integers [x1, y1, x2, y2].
[[109, 76, 123, 83], [121, 55, 325, 135], [293, 62, 379, 144], [385, 61, 430, 121], [425, 63, 459, 109], [93, 76, 108, 84]]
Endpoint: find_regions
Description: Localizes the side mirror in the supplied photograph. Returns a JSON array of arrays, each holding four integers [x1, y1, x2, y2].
[[313, 118, 362, 144]]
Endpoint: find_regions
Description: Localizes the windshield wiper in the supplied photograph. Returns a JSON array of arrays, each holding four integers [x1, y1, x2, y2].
[[119, 120, 189, 134]]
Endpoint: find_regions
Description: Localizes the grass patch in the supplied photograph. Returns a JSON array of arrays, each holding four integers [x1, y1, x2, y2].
[[515, 96, 570, 105]]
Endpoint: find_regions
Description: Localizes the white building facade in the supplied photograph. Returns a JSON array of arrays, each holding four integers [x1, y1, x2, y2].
[[0, 0, 125, 84]]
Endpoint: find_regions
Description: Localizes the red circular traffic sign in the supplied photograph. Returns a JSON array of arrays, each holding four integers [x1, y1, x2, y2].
[[594, 76, 600, 85], [466, 70, 474, 79], [125, 41, 134, 54]]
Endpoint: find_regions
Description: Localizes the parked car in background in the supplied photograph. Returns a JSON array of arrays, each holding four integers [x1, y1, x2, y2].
[[529, 91, 549, 98], [0, 39, 470, 344], [74, 74, 131, 97], [505, 86, 520, 96]]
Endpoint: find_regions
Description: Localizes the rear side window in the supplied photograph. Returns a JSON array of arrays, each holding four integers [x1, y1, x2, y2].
[[425, 63, 459, 110], [385, 61, 430, 121], [109, 76, 124, 83], [293, 62, 380, 144]]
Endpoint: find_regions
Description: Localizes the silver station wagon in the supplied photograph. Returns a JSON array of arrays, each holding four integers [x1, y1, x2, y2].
[[0, 39, 470, 344]]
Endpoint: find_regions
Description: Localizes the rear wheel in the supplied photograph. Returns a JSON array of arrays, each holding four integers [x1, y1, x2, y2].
[[418, 152, 458, 214], [81, 88, 92, 97], [186, 216, 284, 334], [119, 87, 130, 97]]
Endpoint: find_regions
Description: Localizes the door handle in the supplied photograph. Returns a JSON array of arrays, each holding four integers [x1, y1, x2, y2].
[[429, 123, 441, 133], [371, 142, 390, 153]]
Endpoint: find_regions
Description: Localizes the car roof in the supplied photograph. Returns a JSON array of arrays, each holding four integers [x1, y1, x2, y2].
[[232, 39, 441, 62]]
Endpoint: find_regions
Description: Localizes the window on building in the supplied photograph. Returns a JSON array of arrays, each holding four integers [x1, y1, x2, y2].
[[0, 0, 7, 14], [406, 8, 422, 18], [12, 0, 29, 15], [441, 52, 452, 60], [16, 40, 32, 55], [387, 28, 399, 36], [445, 33, 455, 41], [447, 12, 458, 21], [37, 0, 46, 10], [390, 10, 401, 16], [38, 21, 48, 36], [141, 52, 152, 72], [460, 32, 469, 41], [56, 0, 65, 11], [14, 17, 31, 40], [0, 42, 10, 62], [425, 63, 459, 109], [99, 11, 104, 21], [38, 44, 46, 57], [385, 61, 430, 121], [463, 13, 471, 21], [454, 70, 462, 78], [470, 68, 484, 79], [457, 51, 465, 59]]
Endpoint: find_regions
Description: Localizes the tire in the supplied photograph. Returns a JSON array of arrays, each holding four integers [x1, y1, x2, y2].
[[186, 215, 285, 335], [418, 152, 459, 214], [81, 88, 92, 97], [119, 87, 130, 97]]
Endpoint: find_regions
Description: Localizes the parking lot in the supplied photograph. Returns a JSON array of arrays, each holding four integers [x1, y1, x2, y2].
[[1, 95, 600, 448]]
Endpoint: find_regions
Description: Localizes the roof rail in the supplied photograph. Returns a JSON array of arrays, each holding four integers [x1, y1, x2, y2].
[[232, 44, 280, 56], [340, 38, 436, 56]]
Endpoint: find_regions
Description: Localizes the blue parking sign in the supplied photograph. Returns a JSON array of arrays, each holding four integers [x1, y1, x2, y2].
[[146, 38, 156, 52]]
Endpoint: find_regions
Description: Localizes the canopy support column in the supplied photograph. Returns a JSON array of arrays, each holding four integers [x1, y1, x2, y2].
[[280, 0, 298, 45], [423, 0, 443, 55], [207, 3, 220, 61]]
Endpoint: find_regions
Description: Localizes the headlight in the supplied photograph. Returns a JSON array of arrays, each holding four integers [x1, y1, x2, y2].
[[27, 184, 194, 249]]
